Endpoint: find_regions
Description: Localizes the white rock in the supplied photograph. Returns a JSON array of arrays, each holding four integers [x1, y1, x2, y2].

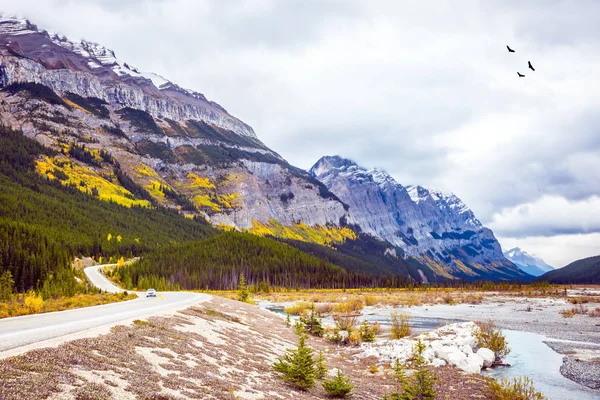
[[449, 351, 483, 374], [436, 345, 461, 363], [432, 358, 446, 367], [460, 344, 473, 354], [476, 348, 495, 368]]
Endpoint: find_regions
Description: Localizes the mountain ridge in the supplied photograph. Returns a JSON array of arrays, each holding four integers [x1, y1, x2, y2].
[[0, 16, 528, 282], [503, 247, 554, 277], [310, 155, 529, 281]]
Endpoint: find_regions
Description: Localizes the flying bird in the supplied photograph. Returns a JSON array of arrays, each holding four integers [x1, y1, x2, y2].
[[517, 72, 525, 77], [507, 45, 515, 53], [528, 61, 535, 71]]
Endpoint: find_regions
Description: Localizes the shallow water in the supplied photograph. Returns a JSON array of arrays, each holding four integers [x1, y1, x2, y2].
[[482, 330, 599, 400], [258, 301, 599, 399]]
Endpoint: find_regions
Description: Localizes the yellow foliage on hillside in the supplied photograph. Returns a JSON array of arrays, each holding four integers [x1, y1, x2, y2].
[[63, 98, 91, 113], [187, 173, 215, 189], [193, 194, 221, 212], [248, 218, 357, 246], [36, 157, 151, 208]]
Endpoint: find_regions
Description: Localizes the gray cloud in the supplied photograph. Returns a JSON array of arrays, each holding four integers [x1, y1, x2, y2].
[[3, 0, 600, 264]]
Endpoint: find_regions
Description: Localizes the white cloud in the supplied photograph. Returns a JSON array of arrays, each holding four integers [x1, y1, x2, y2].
[[498, 233, 600, 268], [489, 195, 600, 237]]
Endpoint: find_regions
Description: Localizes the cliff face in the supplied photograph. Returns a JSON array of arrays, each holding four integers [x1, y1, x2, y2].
[[310, 156, 529, 280], [0, 16, 349, 231]]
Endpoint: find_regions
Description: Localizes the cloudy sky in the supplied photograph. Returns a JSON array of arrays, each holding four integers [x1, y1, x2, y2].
[[4, 0, 600, 267]]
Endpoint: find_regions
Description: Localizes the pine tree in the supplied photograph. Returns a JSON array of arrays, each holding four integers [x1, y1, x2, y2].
[[322, 369, 354, 398], [0, 270, 14, 301], [359, 320, 376, 342], [405, 339, 436, 400], [300, 304, 324, 336], [237, 273, 249, 302], [315, 350, 328, 379], [272, 333, 316, 390], [385, 359, 412, 400]]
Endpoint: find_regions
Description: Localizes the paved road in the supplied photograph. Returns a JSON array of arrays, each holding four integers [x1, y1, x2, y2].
[[0, 264, 208, 357]]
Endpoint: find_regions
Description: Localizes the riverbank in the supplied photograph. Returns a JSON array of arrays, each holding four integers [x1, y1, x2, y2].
[[0, 296, 493, 399]]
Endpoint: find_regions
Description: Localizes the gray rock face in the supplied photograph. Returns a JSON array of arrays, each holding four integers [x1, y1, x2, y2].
[[310, 156, 527, 279], [0, 16, 255, 138], [0, 16, 349, 233]]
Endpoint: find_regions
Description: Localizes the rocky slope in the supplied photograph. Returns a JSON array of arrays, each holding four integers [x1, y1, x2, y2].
[[0, 16, 349, 232], [310, 156, 529, 280], [504, 247, 554, 276]]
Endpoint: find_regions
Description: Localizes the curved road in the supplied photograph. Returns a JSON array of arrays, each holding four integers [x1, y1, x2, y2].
[[0, 264, 208, 358]]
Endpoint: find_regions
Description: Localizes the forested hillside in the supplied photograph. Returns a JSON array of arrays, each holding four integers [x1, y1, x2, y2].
[[0, 127, 426, 298], [112, 232, 401, 290], [0, 127, 214, 297], [538, 255, 600, 284]]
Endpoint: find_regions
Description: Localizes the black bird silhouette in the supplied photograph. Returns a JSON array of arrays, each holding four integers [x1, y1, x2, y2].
[[507, 45, 515, 53], [528, 61, 535, 71], [517, 72, 525, 77]]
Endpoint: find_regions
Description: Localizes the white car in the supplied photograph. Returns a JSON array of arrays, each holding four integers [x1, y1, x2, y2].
[[146, 288, 157, 298]]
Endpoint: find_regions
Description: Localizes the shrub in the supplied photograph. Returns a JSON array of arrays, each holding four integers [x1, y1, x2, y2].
[[560, 304, 588, 318], [285, 302, 311, 316], [273, 333, 315, 390], [474, 320, 510, 365], [364, 295, 378, 306], [384, 359, 410, 400], [332, 299, 362, 331], [486, 377, 546, 400], [589, 307, 600, 317], [322, 370, 354, 398], [390, 313, 411, 339], [24, 291, 44, 313], [348, 329, 362, 346]]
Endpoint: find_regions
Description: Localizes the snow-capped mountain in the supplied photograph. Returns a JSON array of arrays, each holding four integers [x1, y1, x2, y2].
[[0, 16, 255, 137], [504, 247, 554, 277], [311, 156, 529, 280]]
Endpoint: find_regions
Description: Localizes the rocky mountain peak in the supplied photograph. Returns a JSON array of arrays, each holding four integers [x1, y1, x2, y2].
[[504, 247, 554, 276], [0, 15, 256, 138], [310, 156, 527, 280]]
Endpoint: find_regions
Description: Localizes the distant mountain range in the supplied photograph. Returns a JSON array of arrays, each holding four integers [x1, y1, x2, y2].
[[503, 247, 554, 277], [0, 16, 530, 284], [538, 255, 600, 284]]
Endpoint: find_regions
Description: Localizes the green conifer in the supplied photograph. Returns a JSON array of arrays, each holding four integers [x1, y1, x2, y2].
[[405, 339, 436, 400], [237, 273, 249, 303], [315, 350, 328, 379], [300, 304, 324, 336], [272, 333, 315, 390], [322, 369, 354, 398]]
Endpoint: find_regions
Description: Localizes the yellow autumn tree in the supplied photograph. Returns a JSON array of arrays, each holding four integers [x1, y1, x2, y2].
[[118, 256, 125, 267], [107, 233, 113, 242]]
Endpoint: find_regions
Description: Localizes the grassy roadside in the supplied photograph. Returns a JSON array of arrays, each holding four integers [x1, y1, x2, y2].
[[0, 291, 137, 318]]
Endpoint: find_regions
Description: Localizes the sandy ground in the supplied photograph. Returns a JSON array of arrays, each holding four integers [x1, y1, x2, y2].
[[0, 296, 493, 400]]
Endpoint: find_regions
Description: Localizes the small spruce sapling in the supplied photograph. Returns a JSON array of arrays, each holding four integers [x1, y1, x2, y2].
[[322, 370, 354, 398], [315, 350, 328, 379], [272, 333, 316, 390], [405, 339, 436, 400], [300, 304, 324, 336], [359, 320, 376, 342]]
